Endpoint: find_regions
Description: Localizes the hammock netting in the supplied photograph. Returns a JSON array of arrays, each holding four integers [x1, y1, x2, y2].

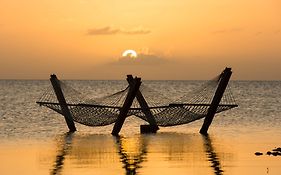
[[37, 75, 237, 127]]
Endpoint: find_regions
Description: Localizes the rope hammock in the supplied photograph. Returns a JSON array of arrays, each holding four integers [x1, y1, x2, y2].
[[36, 70, 238, 128]]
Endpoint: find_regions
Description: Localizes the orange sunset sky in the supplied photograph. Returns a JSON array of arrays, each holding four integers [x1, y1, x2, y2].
[[0, 0, 280, 80]]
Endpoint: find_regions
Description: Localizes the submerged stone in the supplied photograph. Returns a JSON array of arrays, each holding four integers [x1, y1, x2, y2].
[[272, 147, 281, 152], [255, 152, 263, 156]]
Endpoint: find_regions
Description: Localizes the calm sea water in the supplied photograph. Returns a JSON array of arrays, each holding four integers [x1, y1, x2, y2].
[[0, 80, 281, 175]]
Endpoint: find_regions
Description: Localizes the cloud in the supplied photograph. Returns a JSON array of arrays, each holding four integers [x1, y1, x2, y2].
[[111, 53, 169, 66], [212, 28, 243, 34], [87, 26, 119, 35], [121, 27, 151, 35], [86, 55, 243, 80], [87, 26, 151, 35]]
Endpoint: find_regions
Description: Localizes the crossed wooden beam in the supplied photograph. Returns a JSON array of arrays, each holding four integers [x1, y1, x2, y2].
[[111, 75, 159, 135]]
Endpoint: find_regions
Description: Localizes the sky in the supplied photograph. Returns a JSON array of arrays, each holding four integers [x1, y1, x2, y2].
[[0, 0, 280, 80]]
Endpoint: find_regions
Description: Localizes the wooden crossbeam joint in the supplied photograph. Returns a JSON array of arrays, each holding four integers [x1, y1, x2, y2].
[[111, 76, 142, 135], [127, 75, 159, 132]]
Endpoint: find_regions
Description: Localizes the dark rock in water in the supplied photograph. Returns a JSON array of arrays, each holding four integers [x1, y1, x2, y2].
[[255, 152, 263, 156], [272, 147, 281, 152], [264, 147, 281, 156]]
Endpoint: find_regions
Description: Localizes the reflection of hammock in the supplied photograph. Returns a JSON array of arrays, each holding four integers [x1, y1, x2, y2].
[[50, 133, 224, 175], [36, 67, 238, 134]]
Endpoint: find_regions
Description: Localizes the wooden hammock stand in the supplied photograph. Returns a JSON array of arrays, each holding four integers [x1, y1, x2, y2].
[[50, 67, 233, 135]]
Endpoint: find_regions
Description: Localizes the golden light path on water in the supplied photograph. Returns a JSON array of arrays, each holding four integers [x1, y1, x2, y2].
[[1, 131, 281, 175]]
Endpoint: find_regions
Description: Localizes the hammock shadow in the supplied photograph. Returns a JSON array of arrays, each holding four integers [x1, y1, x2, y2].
[[202, 135, 224, 175]]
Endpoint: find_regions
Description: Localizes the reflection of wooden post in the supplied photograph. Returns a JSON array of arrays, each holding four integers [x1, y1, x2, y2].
[[127, 75, 159, 133], [114, 136, 147, 175], [51, 132, 74, 175], [200, 68, 232, 135], [50, 74, 76, 132], [202, 135, 223, 175], [112, 77, 141, 136]]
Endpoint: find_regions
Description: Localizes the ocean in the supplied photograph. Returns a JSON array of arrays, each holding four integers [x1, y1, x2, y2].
[[0, 80, 281, 175]]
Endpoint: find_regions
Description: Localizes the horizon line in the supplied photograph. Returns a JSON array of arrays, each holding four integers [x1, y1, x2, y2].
[[0, 78, 280, 81]]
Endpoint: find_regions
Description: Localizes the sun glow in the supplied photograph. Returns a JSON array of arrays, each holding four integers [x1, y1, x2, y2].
[[122, 50, 137, 58]]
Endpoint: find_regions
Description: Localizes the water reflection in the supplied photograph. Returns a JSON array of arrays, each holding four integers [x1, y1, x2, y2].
[[114, 136, 148, 175], [202, 135, 224, 175], [51, 132, 74, 175], [50, 133, 227, 175]]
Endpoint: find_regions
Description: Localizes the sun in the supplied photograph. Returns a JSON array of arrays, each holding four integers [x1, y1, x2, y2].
[[122, 49, 137, 58]]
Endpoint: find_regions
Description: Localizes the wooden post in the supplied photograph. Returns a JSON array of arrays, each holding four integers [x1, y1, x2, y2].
[[127, 75, 159, 132], [50, 74, 76, 132], [111, 77, 141, 136], [199, 68, 232, 135]]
